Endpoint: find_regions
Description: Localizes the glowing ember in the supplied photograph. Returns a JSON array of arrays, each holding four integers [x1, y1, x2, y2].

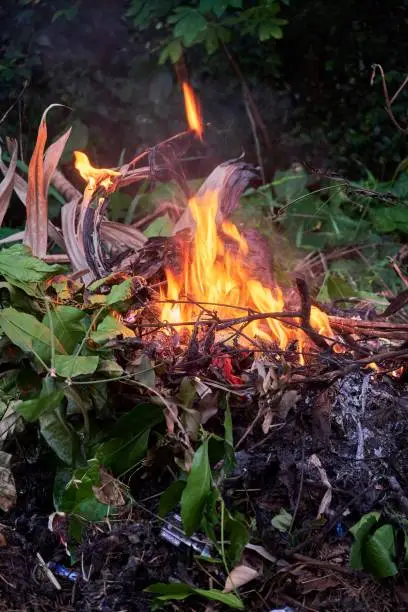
[[74, 151, 120, 191], [160, 189, 336, 361], [182, 82, 203, 140]]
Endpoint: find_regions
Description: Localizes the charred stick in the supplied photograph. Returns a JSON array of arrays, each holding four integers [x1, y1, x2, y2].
[[296, 277, 330, 351]]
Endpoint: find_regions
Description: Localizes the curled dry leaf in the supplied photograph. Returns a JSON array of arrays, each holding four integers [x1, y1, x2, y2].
[[61, 201, 89, 276], [0, 451, 16, 512], [24, 104, 71, 258], [0, 139, 18, 226], [92, 468, 126, 507], [224, 563, 260, 593], [308, 454, 332, 517], [172, 160, 258, 235]]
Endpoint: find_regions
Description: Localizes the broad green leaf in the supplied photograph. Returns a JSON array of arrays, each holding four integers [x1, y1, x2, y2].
[[54, 355, 99, 378], [271, 507, 293, 533], [106, 279, 133, 306], [0, 244, 63, 295], [95, 403, 164, 474], [173, 12, 207, 47], [145, 582, 244, 609], [181, 439, 212, 536], [15, 389, 64, 422], [132, 354, 156, 388], [40, 407, 75, 464], [159, 39, 183, 65], [363, 524, 398, 578], [159, 480, 186, 517], [225, 513, 249, 566], [0, 307, 63, 362], [54, 459, 109, 528], [350, 511, 381, 570], [143, 213, 173, 238], [97, 359, 124, 377], [178, 377, 197, 410], [90, 314, 134, 344], [273, 168, 308, 202], [43, 306, 86, 353]]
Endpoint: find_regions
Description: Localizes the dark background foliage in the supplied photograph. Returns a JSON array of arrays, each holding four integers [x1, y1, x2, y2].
[[1, 0, 407, 181]]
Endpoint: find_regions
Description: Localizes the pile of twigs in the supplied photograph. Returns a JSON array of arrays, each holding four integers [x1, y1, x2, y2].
[[1, 106, 408, 388]]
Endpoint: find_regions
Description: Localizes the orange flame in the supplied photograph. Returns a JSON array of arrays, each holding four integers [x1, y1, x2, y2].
[[182, 82, 203, 140], [160, 189, 335, 360], [74, 151, 120, 190]]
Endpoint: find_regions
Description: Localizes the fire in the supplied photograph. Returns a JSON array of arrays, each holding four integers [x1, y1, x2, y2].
[[160, 189, 335, 360], [182, 82, 203, 140], [74, 151, 120, 191]]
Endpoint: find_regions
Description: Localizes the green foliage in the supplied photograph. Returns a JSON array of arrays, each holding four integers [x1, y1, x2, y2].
[[180, 438, 212, 535], [271, 507, 292, 532], [127, 0, 287, 65], [238, 166, 408, 301], [349, 512, 398, 578], [145, 582, 244, 609]]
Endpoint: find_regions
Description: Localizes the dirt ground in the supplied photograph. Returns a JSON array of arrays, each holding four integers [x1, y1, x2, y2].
[[1, 371, 408, 611]]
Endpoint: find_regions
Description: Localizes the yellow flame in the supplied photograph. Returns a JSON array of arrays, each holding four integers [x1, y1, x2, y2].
[[160, 189, 336, 360], [182, 82, 203, 140], [74, 151, 120, 190]]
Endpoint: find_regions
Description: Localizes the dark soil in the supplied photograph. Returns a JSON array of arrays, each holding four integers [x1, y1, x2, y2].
[[2, 371, 408, 611]]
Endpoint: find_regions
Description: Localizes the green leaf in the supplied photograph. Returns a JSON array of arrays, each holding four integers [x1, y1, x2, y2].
[[15, 389, 64, 422], [106, 279, 133, 306], [223, 395, 235, 475], [54, 355, 99, 378], [173, 11, 208, 47], [145, 583, 243, 609], [143, 213, 174, 237], [35, 305, 86, 362], [181, 439, 212, 536], [273, 168, 308, 202], [363, 524, 398, 578], [159, 480, 186, 517], [0, 244, 63, 295], [40, 407, 75, 464], [350, 511, 381, 570], [271, 507, 293, 533], [0, 307, 63, 363], [54, 459, 109, 527], [159, 39, 183, 65], [259, 23, 283, 41], [317, 272, 356, 303], [95, 403, 164, 474], [90, 314, 132, 344], [225, 513, 249, 566]]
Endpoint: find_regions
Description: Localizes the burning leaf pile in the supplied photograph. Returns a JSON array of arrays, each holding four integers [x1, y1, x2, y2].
[[1, 82, 408, 612]]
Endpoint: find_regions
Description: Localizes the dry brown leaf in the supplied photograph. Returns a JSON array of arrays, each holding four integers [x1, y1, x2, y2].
[[300, 574, 340, 594], [61, 201, 90, 280], [101, 220, 147, 251], [245, 543, 277, 563], [163, 402, 179, 435], [24, 104, 69, 258], [309, 454, 332, 516], [173, 160, 257, 235], [0, 139, 18, 226], [278, 389, 300, 420], [0, 452, 16, 512], [43, 128, 72, 196], [223, 564, 260, 593], [93, 468, 126, 507]]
